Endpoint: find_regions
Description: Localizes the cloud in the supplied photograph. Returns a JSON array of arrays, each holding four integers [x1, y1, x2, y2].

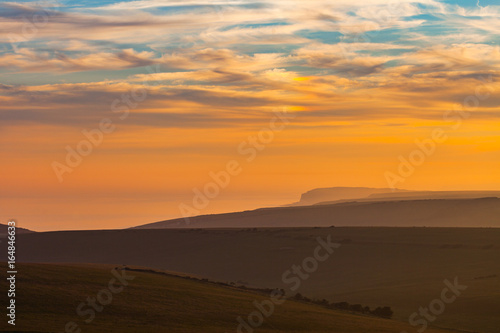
[[400, 44, 500, 76], [0, 48, 159, 72], [294, 43, 401, 77], [0, 0, 499, 129]]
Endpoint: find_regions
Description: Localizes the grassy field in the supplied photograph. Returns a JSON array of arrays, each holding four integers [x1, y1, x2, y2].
[[15, 227, 500, 333], [0, 263, 465, 333]]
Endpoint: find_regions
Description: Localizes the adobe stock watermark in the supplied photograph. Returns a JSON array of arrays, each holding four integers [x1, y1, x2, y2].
[[8, 0, 61, 53], [60, 267, 135, 333], [385, 74, 495, 189], [179, 107, 295, 224], [236, 234, 340, 333], [401, 277, 467, 333], [51, 62, 165, 183]]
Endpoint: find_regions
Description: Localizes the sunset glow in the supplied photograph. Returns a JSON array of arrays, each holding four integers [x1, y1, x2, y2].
[[1, 0, 499, 230]]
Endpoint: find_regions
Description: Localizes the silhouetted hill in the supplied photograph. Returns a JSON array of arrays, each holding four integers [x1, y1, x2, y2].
[[0, 222, 34, 236], [317, 190, 500, 205], [288, 187, 411, 206], [134, 198, 500, 229]]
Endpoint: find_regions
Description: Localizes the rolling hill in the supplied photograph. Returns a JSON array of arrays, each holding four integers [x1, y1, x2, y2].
[[0, 223, 34, 236], [316, 190, 500, 206], [288, 187, 411, 206], [287, 188, 500, 207], [133, 198, 500, 229], [14, 227, 500, 333], [0, 262, 460, 333]]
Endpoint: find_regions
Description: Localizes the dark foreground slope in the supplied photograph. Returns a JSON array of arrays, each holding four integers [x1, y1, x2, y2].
[[134, 198, 500, 229], [0, 222, 34, 235], [15, 227, 500, 333], [0, 263, 458, 333]]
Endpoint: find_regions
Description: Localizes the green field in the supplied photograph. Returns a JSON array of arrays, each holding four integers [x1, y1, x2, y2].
[[0, 263, 464, 333]]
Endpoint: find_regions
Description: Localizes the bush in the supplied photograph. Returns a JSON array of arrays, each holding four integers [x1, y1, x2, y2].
[[371, 306, 393, 318]]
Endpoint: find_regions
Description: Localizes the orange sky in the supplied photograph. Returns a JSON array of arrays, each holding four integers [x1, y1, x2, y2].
[[1, 0, 499, 231]]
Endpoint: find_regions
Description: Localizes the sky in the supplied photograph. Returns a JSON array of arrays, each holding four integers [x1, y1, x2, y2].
[[0, 0, 499, 231]]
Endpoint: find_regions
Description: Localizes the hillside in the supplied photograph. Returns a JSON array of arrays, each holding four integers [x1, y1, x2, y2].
[[0, 263, 458, 333], [288, 188, 500, 207], [288, 187, 411, 206], [317, 190, 500, 206], [15, 227, 500, 333], [0, 223, 34, 236], [134, 198, 500, 229]]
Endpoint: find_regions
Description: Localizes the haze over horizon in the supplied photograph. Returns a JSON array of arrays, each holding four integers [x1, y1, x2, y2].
[[1, 0, 499, 231], [5, 186, 500, 232]]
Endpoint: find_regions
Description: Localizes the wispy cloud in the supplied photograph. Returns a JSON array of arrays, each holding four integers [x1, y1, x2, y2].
[[1, 0, 500, 228]]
